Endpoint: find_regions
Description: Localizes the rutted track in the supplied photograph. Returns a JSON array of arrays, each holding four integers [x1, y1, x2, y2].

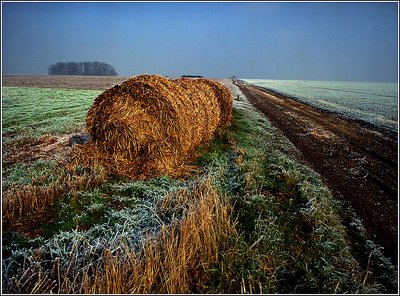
[[234, 79, 398, 265]]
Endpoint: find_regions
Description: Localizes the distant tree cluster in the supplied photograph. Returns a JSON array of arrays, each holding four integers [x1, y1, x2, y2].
[[48, 61, 118, 76]]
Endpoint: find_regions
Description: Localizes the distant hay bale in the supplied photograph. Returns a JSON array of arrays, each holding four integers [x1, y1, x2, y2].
[[69, 74, 232, 178]]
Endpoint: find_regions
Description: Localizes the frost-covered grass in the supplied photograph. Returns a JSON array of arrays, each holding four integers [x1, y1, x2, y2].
[[2, 87, 101, 137], [242, 79, 398, 132], [3, 176, 234, 294], [2, 83, 396, 293], [216, 106, 358, 293]]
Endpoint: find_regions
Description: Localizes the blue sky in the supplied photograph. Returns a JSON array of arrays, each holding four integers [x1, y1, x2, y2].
[[2, 1, 398, 82]]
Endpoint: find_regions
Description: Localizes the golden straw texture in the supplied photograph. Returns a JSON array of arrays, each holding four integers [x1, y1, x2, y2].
[[69, 74, 232, 178]]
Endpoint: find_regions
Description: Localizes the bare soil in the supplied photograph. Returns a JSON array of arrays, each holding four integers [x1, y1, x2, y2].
[[234, 80, 398, 265], [2, 74, 130, 90]]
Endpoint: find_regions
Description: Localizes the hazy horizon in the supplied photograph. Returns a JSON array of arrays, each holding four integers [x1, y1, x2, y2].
[[2, 2, 398, 83]]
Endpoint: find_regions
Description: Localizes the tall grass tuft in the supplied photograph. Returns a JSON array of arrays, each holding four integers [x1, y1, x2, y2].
[[3, 178, 236, 294], [80, 177, 235, 294], [2, 167, 107, 223]]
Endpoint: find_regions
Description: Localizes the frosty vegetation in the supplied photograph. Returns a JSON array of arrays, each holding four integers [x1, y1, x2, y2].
[[2, 80, 397, 294]]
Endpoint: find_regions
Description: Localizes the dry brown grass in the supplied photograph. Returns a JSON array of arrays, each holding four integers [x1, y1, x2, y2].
[[81, 178, 235, 294], [2, 169, 106, 223], [11, 178, 236, 294], [2, 134, 71, 166], [69, 74, 232, 178]]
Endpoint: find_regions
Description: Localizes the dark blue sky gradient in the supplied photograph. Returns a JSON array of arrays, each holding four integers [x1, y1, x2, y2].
[[2, 2, 398, 82]]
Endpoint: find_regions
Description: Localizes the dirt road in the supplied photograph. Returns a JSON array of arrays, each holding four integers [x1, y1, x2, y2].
[[234, 80, 398, 264]]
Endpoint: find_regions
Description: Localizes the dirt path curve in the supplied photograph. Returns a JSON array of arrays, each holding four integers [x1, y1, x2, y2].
[[234, 79, 398, 264]]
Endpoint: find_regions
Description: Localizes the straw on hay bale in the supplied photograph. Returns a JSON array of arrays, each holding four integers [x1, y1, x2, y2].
[[69, 74, 232, 178]]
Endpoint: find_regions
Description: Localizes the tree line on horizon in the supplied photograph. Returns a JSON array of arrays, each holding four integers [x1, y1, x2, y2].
[[48, 61, 118, 76]]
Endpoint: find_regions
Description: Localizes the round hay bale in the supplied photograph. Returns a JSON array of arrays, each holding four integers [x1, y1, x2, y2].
[[71, 74, 232, 178], [189, 78, 233, 126]]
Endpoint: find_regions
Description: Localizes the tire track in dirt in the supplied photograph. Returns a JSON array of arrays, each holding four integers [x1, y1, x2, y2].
[[234, 80, 398, 265]]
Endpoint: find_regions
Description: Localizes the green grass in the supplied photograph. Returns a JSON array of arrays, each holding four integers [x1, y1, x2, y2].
[[2, 87, 101, 137], [2, 86, 396, 294], [193, 105, 372, 293], [2, 160, 57, 188]]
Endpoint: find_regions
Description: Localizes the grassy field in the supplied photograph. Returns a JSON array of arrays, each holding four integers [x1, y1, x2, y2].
[[2, 87, 101, 137], [1, 84, 396, 293], [242, 79, 398, 133]]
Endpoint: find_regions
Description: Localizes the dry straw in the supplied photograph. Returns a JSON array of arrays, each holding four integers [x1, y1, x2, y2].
[[69, 74, 232, 178]]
